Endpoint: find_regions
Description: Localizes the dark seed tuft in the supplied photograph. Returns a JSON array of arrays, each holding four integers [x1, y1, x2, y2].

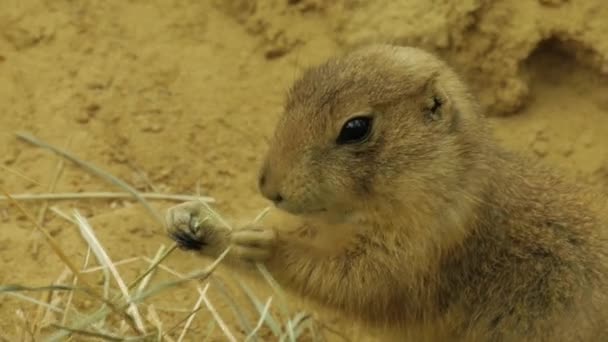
[[170, 230, 207, 251]]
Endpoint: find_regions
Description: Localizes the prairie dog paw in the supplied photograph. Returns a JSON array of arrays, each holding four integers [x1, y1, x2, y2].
[[231, 225, 277, 263], [165, 201, 226, 252]]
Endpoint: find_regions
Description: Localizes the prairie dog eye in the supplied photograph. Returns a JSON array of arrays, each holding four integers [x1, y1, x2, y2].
[[336, 116, 373, 145]]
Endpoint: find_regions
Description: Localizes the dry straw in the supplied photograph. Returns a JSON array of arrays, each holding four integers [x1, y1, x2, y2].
[[0, 132, 330, 341]]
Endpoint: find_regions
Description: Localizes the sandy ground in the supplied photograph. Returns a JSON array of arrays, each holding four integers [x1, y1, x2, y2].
[[0, 0, 607, 340]]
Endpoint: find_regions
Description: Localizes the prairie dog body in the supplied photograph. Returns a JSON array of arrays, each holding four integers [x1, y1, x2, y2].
[[166, 45, 608, 341]]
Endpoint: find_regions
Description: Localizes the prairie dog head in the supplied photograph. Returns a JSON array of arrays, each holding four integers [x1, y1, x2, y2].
[[259, 45, 488, 223]]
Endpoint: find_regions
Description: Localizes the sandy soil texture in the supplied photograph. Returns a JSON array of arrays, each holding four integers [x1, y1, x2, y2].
[[1, 0, 607, 340]]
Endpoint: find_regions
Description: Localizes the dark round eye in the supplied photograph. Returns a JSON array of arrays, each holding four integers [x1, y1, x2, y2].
[[336, 116, 373, 145]]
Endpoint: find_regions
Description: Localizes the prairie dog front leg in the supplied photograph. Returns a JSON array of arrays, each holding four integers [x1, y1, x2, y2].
[[166, 201, 385, 309], [165, 201, 281, 265], [167, 202, 389, 310]]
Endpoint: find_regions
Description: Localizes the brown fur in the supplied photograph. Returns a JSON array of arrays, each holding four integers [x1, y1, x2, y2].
[[166, 44, 608, 341]]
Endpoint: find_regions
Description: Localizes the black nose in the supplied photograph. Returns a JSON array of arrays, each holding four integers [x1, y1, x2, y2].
[[273, 193, 284, 204], [262, 189, 284, 205], [258, 165, 284, 204]]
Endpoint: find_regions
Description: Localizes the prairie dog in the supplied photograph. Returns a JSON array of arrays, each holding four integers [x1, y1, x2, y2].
[[166, 45, 608, 341]]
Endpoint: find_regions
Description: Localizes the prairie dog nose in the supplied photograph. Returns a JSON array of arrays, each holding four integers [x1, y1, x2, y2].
[[258, 163, 284, 204]]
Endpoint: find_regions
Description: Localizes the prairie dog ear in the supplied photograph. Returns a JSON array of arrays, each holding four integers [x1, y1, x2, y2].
[[421, 73, 455, 124]]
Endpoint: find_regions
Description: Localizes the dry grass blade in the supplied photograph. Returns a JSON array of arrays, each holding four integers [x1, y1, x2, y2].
[[1, 282, 142, 336], [100, 259, 112, 328], [256, 264, 292, 320], [196, 198, 233, 231], [236, 280, 281, 337], [133, 246, 231, 301], [29, 158, 66, 335], [1, 189, 142, 332], [1, 189, 82, 277], [0, 192, 214, 203], [200, 284, 237, 342], [127, 160, 159, 193], [50, 324, 126, 342], [134, 246, 166, 298], [34, 156, 65, 240], [250, 207, 293, 338], [28, 155, 65, 267], [176, 288, 206, 342], [0, 164, 43, 186], [145, 305, 169, 342], [281, 312, 312, 341], [162, 304, 205, 339], [252, 207, 294, 326], [31, 267, 70, 339], [245, 296, 273, 342], [128, 244, 178, 291], [252, 207, 272, 224], [6, 292, 64, 313], [131, 257, 212, 341], [82, 257, 139, 274], [16, 132, 164, 226], [49, 206, 77, 224], [73, 210, 147, 333], [211, 277, 254, 337], [16, 307, 36, 341], [202, 320, 216, 342], [47, 306, 114, 341], [133, 247, 236, 340], [63, 247, 92, 325], [141, 259, 185, 279], [48, 243, 233, 342], [0, 284, 76, 293]]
